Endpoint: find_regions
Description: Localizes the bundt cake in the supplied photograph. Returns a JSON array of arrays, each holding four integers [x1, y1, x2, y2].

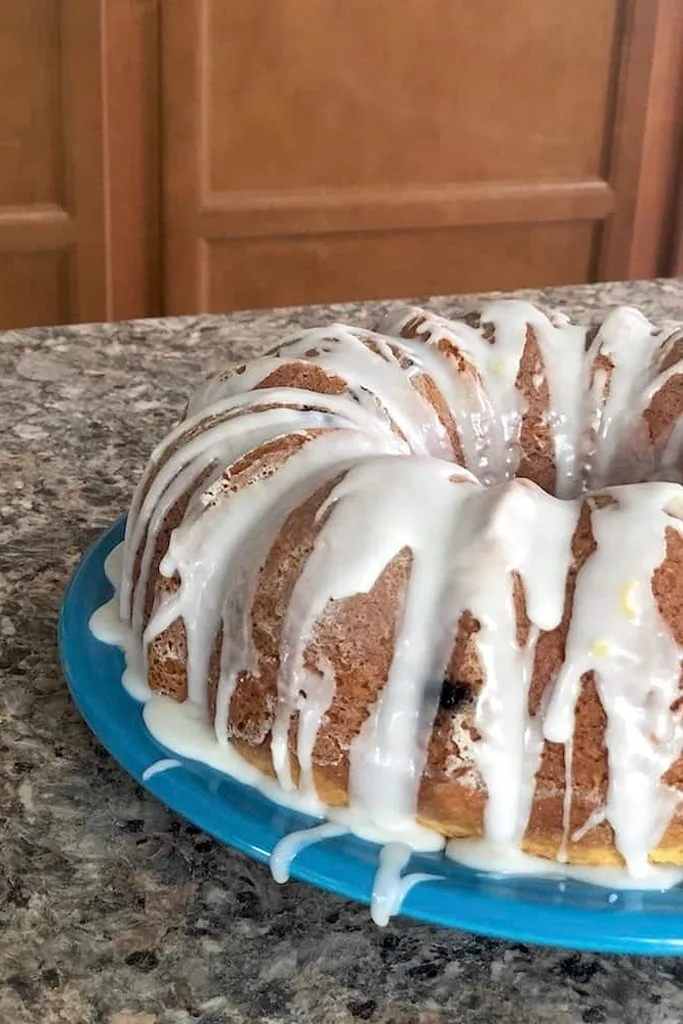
[[117, 299, 683, 877]]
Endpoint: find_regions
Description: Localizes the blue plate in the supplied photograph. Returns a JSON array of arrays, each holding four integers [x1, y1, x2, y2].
[[59, 519, 683, 954]]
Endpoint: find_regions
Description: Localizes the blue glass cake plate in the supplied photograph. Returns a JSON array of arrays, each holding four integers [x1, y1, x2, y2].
[[58, 518, 683, 954]]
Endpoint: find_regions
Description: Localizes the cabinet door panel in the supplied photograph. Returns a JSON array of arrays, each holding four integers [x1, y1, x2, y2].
[[206, 223, 596, 311], [0, 1, 64, 208], [207, 0, 617, 193], [0, 253, 68, 329], [0, 0, 106, 328], [163, 0, 682, 313]]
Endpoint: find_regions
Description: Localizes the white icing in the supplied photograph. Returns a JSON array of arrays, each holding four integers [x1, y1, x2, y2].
[[142, 757, 182, 781], [93, 298, 683, 894], [461, 484, 577, 845], [323, 806, 444, 852], [271, 825, 442, 924], [93, 576, 446, 853], [557, 735, 574, 863], [370, 842, 443, 927], [380, 301, 587, 495], [571, 806, 606, 844], [344, 464, 478, 829], [657, 417, 683, 482], [542, 483, 683, 876], [147, 431, 384, 707], [270, 822, 348, 883], [446, 838, 683, 891], [187, 326, 453, 459], [90, 544, 149, 699], [144, 694, 326, 816], [121, 386, 405, 625], [582, 307, 660, 488], [274, 457, 481, 824], [143, 692, 445, 849]]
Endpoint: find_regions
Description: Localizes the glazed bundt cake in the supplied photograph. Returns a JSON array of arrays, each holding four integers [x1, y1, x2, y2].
[[119, 299, 683, 876]]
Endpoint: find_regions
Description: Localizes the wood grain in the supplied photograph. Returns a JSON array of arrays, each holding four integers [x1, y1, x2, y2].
[[206, 0, 617, 191], [598, 0, 683, 280], [162, 0, 679, 313], [200, 181, 613, 239], [162, 0, 202, 315], [0, 1, 63, 208], [61, 0, 107, 322], [102, 0, 162, 319], [0, 252, 68, 328], [632, 0, 683, 278], [0, 0, 159, 328], [671, 153, 683, 277], [0, 0, 107, 327], [204, 222, 596, 312]]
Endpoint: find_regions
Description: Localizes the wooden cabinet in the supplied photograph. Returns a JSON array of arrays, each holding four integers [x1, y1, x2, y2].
[[0, 1, 107, 328], [162, 0, 683, 313], [0, 0, 158, 329], [0, 0, 682, 328]]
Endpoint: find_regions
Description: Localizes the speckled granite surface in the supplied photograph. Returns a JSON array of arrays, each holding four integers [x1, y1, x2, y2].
[[4, 278, 683, 1024]]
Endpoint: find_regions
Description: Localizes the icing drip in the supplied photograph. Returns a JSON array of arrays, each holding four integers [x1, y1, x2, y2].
[[270, 822, 348, 883], [543, 483, 683, 875], [478, 301, 586, 496], [370, 843, 443, 927], [142, 758, 182, 781], [446, 839, 683, 891], [557, 735, 574, 863], [463, 484, 577, 844], [345, 463, 478, 827], [656, 416, 683, 483], [582, 307, 660, 487], [188, 325, 453, 459], [96, 550, 446, 851], [271, 827, 443, 924], [90, 544, 149, 699], [121, 388, 405, 600], [571, 807, 606, 844], [381, 300, 587, 495], [274, 457, 481, 821]]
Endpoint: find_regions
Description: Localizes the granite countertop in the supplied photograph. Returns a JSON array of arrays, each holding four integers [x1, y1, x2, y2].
[[3, 278, 683, 1024]]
